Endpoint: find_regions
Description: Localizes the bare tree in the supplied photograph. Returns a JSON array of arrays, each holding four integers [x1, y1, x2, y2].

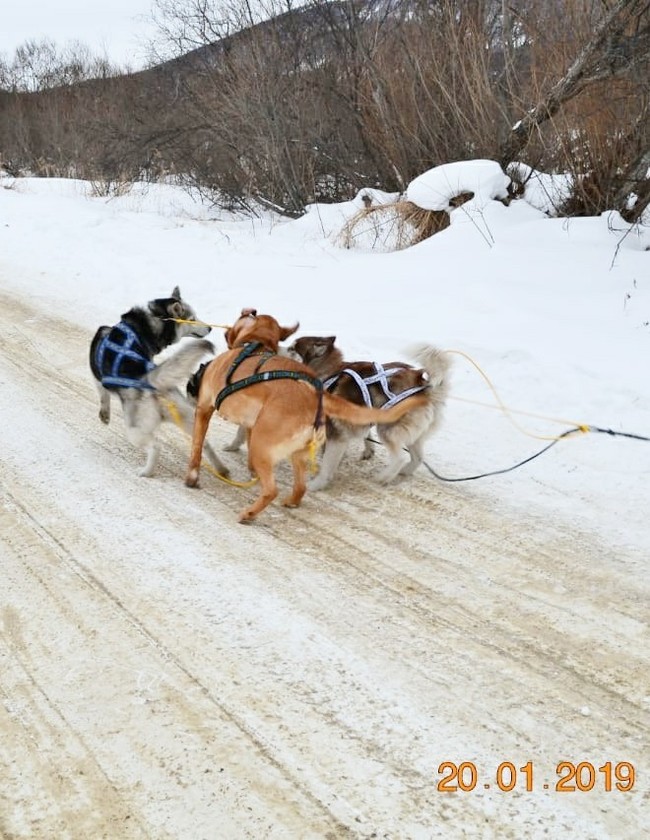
[[499, 0, 650, 165]]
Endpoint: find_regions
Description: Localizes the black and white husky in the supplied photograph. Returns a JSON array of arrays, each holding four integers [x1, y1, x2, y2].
[[89, 286, 229, 478]]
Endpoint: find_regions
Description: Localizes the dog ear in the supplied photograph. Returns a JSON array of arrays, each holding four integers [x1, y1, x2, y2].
[[171, 286, 181, 300], [311, 337, 335, 357], [147, 297, 165, 316], [279, 322, 299, 341], [168, 300, 185, 319]]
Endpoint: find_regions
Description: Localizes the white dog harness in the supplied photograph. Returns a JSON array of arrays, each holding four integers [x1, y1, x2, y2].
[[324, 362, 429, 408]]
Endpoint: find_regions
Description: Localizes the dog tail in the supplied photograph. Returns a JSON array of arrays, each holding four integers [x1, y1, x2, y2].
[[147, 339, 214, 392], [323, 392, 430, 426], [406, 344, 450, 436], [406, 344, 451, 391]]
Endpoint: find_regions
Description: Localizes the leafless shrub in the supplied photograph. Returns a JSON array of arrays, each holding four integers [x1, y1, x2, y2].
[[337, 200, 450, 251], [87, 174, 134, 197]]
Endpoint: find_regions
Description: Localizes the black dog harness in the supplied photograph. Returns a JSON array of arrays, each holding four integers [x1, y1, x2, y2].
[[215, 342, 324, 428], [95, 321, 156, 390], [324, 363, 429, 408]]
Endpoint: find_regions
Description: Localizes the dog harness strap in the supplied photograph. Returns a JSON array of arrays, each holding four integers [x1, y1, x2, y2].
[[342, 368, 372, 406], [372, 363, 402, 401], [382, 385, 429, 407], [97, 321, 156, 390], [254, 352, 276, 373], [225, 342, 264, 385], [324, 364, 428, 409], [217, 341, 323, 420], [216, 370, 323, 411]]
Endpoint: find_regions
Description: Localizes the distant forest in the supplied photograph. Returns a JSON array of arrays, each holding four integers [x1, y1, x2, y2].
[[1, 0, 649, 220]]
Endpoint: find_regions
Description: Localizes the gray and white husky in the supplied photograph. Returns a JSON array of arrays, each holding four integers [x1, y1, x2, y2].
[[89, 285, 229, 478]]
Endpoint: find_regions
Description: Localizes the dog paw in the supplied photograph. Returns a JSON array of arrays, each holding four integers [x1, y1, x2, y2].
[[99, 409, 110, 424], [398, 462, 419, 476], [222, 443, 241, 452], [185, 470, 200, 488], [238, 510, 256, 524], [307, 478, 327, 492], [376, 472, 401, 486]]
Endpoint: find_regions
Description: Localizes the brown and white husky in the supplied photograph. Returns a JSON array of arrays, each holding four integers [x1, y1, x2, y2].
[[287, 335, 450, 490]]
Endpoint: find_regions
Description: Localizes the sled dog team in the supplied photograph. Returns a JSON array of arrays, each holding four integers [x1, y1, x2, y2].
[[90, 288, 449, 523]]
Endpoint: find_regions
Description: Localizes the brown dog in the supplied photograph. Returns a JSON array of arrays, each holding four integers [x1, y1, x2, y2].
[[185, 310, 430, 523]]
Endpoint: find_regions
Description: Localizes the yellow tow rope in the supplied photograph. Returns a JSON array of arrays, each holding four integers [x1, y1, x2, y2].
[[307, 432, 321, 475], [444, 349, 590, 441], [164, 317, 231, 330]]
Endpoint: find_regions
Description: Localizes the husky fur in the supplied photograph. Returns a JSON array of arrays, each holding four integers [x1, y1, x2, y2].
[[185, 309, 430, 523], [287, 335, 449, 489], [89, 286, 229, 478]]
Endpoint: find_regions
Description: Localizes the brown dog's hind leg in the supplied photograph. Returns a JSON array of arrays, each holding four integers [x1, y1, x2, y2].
[[185, 404, 214, 488], [282, 448, 309, 509], [238, 425, 279, 522], [238, 454, 278, 522]]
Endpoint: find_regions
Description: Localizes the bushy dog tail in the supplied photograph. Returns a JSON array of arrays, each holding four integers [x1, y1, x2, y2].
[[406, 344, 450, 392], [323, 392, 430, 426], [147, 339, 214, 392]]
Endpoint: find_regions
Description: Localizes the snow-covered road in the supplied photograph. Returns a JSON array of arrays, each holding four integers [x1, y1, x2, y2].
[[1, 286, 648, 838]]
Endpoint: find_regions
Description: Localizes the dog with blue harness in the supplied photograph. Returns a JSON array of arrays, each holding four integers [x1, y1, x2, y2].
[[89, 286, 229, 478]]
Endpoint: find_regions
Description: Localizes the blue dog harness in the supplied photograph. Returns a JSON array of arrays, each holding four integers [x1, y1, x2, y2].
[[323, 363, 428, 408], [95, 321, 156, 390]]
